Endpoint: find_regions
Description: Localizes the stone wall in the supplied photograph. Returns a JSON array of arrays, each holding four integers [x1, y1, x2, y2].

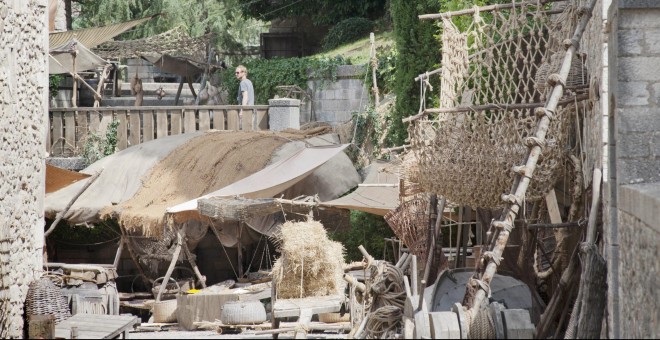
[[0, 1, 48, 338], [611, 1, 660, 338], [302, 65, 369, 125]]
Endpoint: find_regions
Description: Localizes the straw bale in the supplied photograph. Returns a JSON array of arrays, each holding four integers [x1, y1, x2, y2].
[[271, 219, 346, 299]]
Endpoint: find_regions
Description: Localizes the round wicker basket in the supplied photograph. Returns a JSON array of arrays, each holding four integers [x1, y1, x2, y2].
[[152, 299, 178, 323], [25, 278, 71, 324]]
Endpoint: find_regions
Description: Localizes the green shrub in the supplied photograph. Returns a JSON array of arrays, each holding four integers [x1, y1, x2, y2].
[[322, 17, 375, 51], [82, 119, 119, 165], [330, 210, 394, 262]]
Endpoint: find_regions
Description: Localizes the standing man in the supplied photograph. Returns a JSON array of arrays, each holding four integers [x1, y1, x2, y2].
[[235, 65, 254, 128]]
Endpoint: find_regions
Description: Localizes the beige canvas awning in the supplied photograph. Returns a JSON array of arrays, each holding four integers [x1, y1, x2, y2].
[[49, 15, 155, 50], [49, 38, 108, 74], [168, 144, 350, 214], [320, 160, 400, 216]]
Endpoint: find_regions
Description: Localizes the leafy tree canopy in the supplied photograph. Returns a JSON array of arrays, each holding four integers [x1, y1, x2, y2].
[[239, 0, 387, 26]]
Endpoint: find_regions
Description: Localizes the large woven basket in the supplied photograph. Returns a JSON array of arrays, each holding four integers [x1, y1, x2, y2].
[[25, 278, 72, 324], [153, 299, 178, 323]]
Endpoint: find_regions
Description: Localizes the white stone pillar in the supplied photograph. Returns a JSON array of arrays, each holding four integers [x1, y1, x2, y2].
[[268, 98, 301, 131]]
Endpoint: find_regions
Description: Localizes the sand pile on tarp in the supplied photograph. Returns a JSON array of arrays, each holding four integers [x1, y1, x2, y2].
[[271, 219, 346, 299], [102, 131, 303, 235]]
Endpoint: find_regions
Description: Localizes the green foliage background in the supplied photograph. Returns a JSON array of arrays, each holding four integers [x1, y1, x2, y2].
[[322, 17, 375, 51], [386, 0, 441, 147], [330, 210, 394, 262], [217, 56, 354, 105], [240, 0, 387, 26]]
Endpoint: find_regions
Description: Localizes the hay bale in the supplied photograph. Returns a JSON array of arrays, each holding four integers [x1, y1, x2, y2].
[[271, 220, 346, 299]]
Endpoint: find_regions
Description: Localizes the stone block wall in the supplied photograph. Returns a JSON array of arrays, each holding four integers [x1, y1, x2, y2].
[[0, 1, 48, 338], [302, 65, 369, 125], [611, 1, 660, 338]]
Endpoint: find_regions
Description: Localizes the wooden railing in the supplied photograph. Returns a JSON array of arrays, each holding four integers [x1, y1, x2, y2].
[[47, 105, 270, 157]]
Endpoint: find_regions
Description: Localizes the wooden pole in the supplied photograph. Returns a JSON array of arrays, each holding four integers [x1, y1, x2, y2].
[[156, 229, 183, 302], [72, 48, 78, 108], [113, 236, 124, 268], [44, 170, 102, 238], [369, 33, 380, 107], [237, 221, 244, 279], [403, 94, 589, 123], [182, 241, 207, 288], [174, 76, 185, 105], [418, 0, 565, 20]]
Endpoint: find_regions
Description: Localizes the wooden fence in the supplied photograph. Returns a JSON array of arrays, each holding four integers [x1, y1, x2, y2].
[[47, 105, 270, 157]]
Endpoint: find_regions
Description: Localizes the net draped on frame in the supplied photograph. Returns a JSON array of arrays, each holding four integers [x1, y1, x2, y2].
[[408, 2, 588, 209]]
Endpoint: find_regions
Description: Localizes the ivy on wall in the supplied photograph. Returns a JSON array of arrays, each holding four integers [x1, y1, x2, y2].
[[217, 56, 352, 105]]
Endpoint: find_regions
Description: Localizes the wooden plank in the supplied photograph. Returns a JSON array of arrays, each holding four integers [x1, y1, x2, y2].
[[88, 110, 101, 134], [170, 109, 182, 135], [55, 314, 139, 340], [49, 105, 269, 112], [227, 109, 239, 131], [273, 296, 342, 318], [242, 109, 254, 131], [198, 109, 211, 131], [156, 109, 168, 139], [64, 111, 76, 155], [98, 111, 113, 137], [183, 108, 196, 133], [51, 111, 64, 156], [129, 110, 141, 146], [76, 111, 89, 151], [142, 109, 155, 142], [211, 109, 225, 130], [545, 189, 563, 224], [256, 108, 268, 130], [115, 109, 128, 151]]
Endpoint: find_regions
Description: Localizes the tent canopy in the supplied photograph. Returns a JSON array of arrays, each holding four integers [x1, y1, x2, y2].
[[45, 131, 359, 238], [168, 144, 349, 214], [49, 15, 156, 50], [141, 54, 204, 78], [49, 38, 108, 75], [320, 160, 400, 216]]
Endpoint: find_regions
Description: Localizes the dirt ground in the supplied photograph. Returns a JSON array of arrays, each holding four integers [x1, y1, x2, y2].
[[129, 328, 347, 339]]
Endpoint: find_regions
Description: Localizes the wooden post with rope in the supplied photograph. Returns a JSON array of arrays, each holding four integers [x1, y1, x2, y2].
[[370, 33, 380, 107]]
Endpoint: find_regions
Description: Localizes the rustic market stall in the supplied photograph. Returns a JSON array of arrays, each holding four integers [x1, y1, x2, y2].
[[44, 130, 360, 322]]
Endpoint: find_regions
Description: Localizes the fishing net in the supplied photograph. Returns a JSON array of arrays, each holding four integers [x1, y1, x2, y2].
[[408, 2, 588, 209]]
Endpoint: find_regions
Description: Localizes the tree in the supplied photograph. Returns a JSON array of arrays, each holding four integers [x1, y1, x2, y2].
[[386, 0, 440, 147], [240, 0, 387, 26]]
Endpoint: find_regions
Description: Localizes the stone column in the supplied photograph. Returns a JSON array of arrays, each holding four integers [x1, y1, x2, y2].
[[268, 98, 301, 131]]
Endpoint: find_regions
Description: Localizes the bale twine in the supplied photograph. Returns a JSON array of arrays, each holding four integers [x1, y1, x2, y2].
[[271, 219, 346, 299], [25, 278, 71, 324]]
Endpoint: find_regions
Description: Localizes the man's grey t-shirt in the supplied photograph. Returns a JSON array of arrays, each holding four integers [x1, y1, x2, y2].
[[237, 79, 255, 105]]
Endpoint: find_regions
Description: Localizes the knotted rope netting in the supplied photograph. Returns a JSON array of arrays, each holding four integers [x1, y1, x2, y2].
[[407, 2, 587, 210]]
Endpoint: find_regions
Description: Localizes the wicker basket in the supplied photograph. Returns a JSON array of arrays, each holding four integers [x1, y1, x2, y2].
[[25, 278, 72, 324], [152, 299, 178, 323]]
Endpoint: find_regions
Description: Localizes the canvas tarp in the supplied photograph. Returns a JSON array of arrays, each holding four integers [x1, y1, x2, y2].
[[45, 132, 203, 224], [320, 160, 400, 216], [49, 38, 108, 75], [46, 164, 91, 194], [167, 144, 350, 214], [49, 16, 155, 50], [141, 54, 204, 78], [45, 131, 359, 237]]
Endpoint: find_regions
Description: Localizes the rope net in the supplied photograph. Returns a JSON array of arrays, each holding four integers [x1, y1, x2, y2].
[[94, 26, 210, 60], [408, 2, 587, 209]]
